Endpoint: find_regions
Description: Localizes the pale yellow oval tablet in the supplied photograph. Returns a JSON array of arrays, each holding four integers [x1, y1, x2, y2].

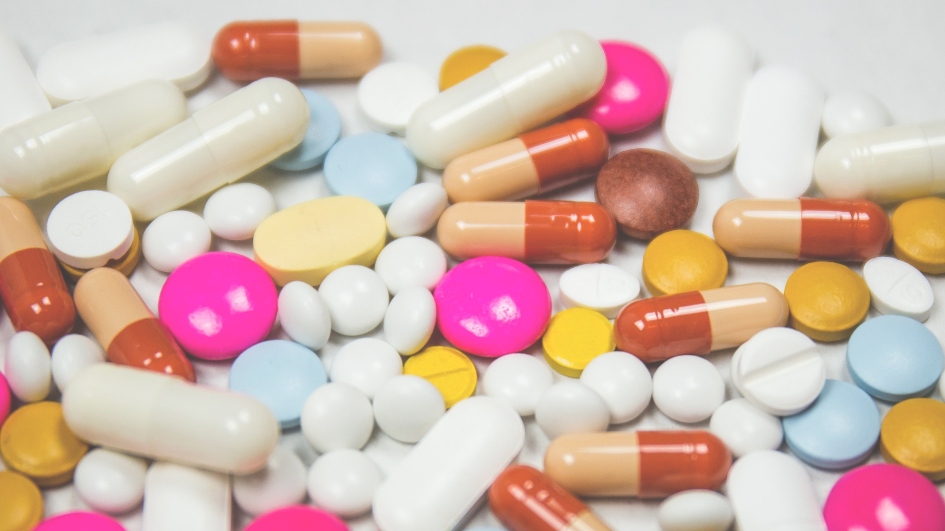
[[254, 196, 386, 286]]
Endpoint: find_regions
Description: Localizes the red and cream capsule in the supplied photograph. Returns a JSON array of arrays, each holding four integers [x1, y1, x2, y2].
[[490, 465, 613, 531], [615, 283, 788, 363], [713, 198, 891, 260], [437, 200, 617, 264]]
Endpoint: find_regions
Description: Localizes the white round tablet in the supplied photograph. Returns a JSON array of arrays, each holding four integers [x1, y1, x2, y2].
[[658, 490, 734, 531], [278, 281, 332, 351], [372, 375, 445, 443], [386, 183, 448, 238], [74, 448, 148, 515], [731, 327, 826, 416], [46, 190, 135, 269], [307, 449, 383, 518], [318, 265, 389, 336], [534, 380, 610, 440], [358, 62, 438, 135], [50, 334, 105, 392], [863, 256, 934, 322], [4, 331, 50, 403], [233, 445, 307, 516], [580, 351, 652, 424], [329, 338, 403, 399], [301, 382, 374, 453], [559, 263, 641, 318], [142, 210, 211, 273], [652, 355, 725, 424], [821, 90, 891, 138], [482, 353, 554, 417], [374, 236, 447, 295], [203, 183, 276, 241], [383, 287, 436, 355], [709, 398, 784, 458]]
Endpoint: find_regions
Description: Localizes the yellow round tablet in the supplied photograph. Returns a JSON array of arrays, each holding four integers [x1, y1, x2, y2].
[[542, 307, 615, 377], [892, 197, 945, 274], [642, 230, 728, 296], [0, 401, 89, 487], [881, 398, 945, 480], [438, 45, 507, 91], [0, 471, 43, 531], [783, 261, 869, 342], [403, 346, 477, 408]]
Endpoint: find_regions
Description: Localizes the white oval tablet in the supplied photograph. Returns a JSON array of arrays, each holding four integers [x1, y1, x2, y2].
[[358, 62, 438, 135], [580, 351, 652, 424], [50, 334, 105, 392], [386, 183, 448, 238], [203, 183, 276, 241], [482, 353, 554, 417], [278, 281, 332, 351], [383, 287, 436, 355], [301, 382, 374, 453], [373, 375, 445, 443], [652, 355, 725, 423], [863, 256, 934, 322], [74, 448, 148, 515], [0, 30, 51, 131], [142, 210, 211, 273], [534, 380, 610, 440], [559, 264, 641, 318], [329, 338, 403, 399], [142, 462, 231, 531], [659, 490, 734, 531], [726, 451, 826, 531], [318, 265, 389, 336], [709, 398, 783, 458], [307, 449, 383, 518], [374, 236, 447, 295], [232, 445, 307, 516], [4, 331, 51, 403], [46, 190, 135, 269], [822, 91, 891, 139]]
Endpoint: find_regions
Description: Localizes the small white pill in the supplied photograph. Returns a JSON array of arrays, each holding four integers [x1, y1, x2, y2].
[[318, 265, 389, 336], [358, 62, 438, 135], [373, 375, 445, 443], [821, 91, 891, 139], [203, 183, 276, 241], [482, 353, 554, 417], [329, 338, 402, 399], [709, 398, 784, 458], [50, 334, 105, 392], [559, 263, 640, 318], [383, 287, 436, 355], [658, 489, 734, 531], [143, 462, 231, 530], [652, 355, 725, 423], [74, 448, 148, 515], [374, 236, 447, 295], [534, 380, 610, 440], [863, 256, 934, 322], [385, 183, 448, 238], [301, 382, 374, 453], [278, 281, 332, 351], [307, 449, 383, 518], [232, 445, 307, 516], [580, 351, 652, 424], [46, 190, 135, 270], [4, 331, 50, 402], [142, 210, 211, 273]]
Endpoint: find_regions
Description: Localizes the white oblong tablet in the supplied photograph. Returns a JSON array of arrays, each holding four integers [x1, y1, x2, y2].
[[0, 30, 51, 131], [143, 462, 231, 531], [46, 190, 135, 269], [386, 183, 448, 238], [534, 380, 610, 440], [74, 448, 148, 515], [37, 22, 211, 105], [709, 398, 783, 458], [559, 263, 641, 319], [232, 445, 307, 516], [4, 331, 51, 403], [203, 183, 276, 241], [726, 451, 827, 531], [659, 490, 734, 531], [142, 210, 211, 273], [822, 91, 891, 139], [863, 256, 934, 322], [383, 287, 436, 355], [652, 355, 725, 423], [482, 353, 554, 417], [580, 351, 652, 424], [734, 65, 825, 198], [358, 62, 438, 135], [50, 334, 105, 392], [372, 375, 444, 443], [278, 281, 332, 351], [373, 396, 524, 531]]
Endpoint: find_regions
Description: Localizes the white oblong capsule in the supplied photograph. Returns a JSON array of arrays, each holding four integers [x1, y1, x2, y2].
[[406, 31, 605, 169], [36, 22, 211, 106], [372, 396, 524, 531], [726, 451, 826, 531], [734, 65, 825, 198], [663, 26, 754, 174], [0, 30, 50, 132], [62, 364, 279, 474], [0, 80, 187, 200], [108, 77, 308, 221], [143, 462, 231, 531]]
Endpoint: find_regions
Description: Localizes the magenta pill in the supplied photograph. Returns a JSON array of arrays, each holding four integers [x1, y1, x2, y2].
[[434, 256, 551, 357], [245, 505, 349, 531], [0, 372, 9, 427], [33, 512, 126, 531], [159, 252, 277, 360]]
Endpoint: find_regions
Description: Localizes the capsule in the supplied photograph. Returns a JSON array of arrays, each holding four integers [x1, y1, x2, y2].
[[490, 465, 612, 531], [614, 283, 788, 363], [442, 118, 610, 203], [544, 431, 732, 498], [713, 198, 891, 261], [407, 31, 606, 169], [0, 29, 50, 131], [212, 20, 382, 81], [0, 197, 75, 345], [74, 268, 195, 382], [437, 200, 617, 264]]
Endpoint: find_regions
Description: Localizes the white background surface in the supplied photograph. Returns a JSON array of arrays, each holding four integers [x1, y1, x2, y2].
[[1, 1, 945, 529]]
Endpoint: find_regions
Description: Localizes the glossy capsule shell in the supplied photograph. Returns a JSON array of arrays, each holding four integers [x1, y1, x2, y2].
[[614, 283, 789, 363], [713, 198, 891, 261], [544, 431, 732, 498], [490, 465, 612, 531], [442, 118, 610, 202], [437, 200, 617, 264], [212, 20, 382, 80]]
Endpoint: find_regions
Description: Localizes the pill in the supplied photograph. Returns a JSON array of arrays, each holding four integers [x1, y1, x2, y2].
[[709, 399, 783, 458], [0, 30, 50, 131], [652, 355, 725, 423], [143, 461, 230, 531], [822, 91, 891, 138], [642, 230, 728, 296], [0, 372, 9, 427], [595, 148, 698, 239], [580, 351, 652, 424], [730, 327, 826, 416], [663, 25, 754, 173], [385, 182, 449, 238], [713, 197, 891, 260], [109, 78, 308, 221], [614, 283, 789, 363], [407, 30, 606, 169], [203, 183, 276, 241], [891, 196, 945, 273], [434, 256, 551, 357], [442, 118, 609, 203], [307, 449, 383, 517], [0, 401, 88, 487], [438, 200, 616, 264], [318, 265, 389, 336], [490, 465, 613, 531], [535, 380, 610, 440], [254, 196, 386, 286], [863, 256, 934, 321], [36, 22, 210, 105], [373, 375, 445, 443], [726, 451, 826, 531], [245, 505, 349, 531], [542, 307, 614, 377], [784, 261, 869, 341], [271, 89, 341, 171], [212, 20, 382, 81], [358, 62, 438, 135], [438, 45, 506, 90], [383, 287, 436, 355], [324, 132, 418, 208], [658, 490, 734, 531], [73, 448, 147, 515], [56, 224, 140, 283], [482, 353, 554, 417], [0, 470, 43, 531], [404, 345, 476, 408], [329, 338, 403, 399], [33, 512, 125, 531], [4, 331, 51, 402], [374, 236, 447, 295], [373, 396, 524, 531], [233, 445, 307, 516], [62, 364, 279, 474], [559, 265, 638, 319], [141, 210, 212, 273], [544, 431, 731, 498], [278, 281, 331, 351], [0, 80, 186, 200], [46, 192, 135, 268], [300, 382, 374, 453], [75, 267, 195, 381], [880, 398, 945, 479]]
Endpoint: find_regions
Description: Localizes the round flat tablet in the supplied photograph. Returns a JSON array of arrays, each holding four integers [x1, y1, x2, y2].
[[863, 256, 934, 322], [482, 353, 554, 417], [32, 512, 125, 531], [245, 505, 348, 531], [0, 471, 43, 531], [438, 44, 506, 90], [642, 230, 728, 296], [324, 132, 418, 210], [892, 197, 945, 274], [0, 401, 88, 487], [881, 398, 945, 480], [784, 261, 869, 341], [541, 307, 615, 377], [652, 355, 726, 423], [271, 89, 342, 171], [59, 226, 141, 282], [358, 62, 438, 135], [709, 398, 783, 458], [46, 190, 134, 270], [579, 351, 652, 424], [0, 372, 9, 427], [404, 346, 477, 408], [203, 183, 276, 241], [821, 91, 891, 139], [142, 210, 211, 273], [558, 263, 641, 319], [824, 464, 945, 531]]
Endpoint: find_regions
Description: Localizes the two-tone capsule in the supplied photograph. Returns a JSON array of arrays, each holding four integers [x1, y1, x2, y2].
[[437, 200, 617, 264], [614, 283, 788, 363], [490, 465, 612, 531]]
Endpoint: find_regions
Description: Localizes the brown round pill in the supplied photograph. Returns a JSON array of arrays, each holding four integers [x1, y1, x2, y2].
[[595, 148, 698, 240]]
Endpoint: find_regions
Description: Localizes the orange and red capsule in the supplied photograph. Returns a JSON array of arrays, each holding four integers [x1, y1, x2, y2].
[[490, 465, 613, 531]]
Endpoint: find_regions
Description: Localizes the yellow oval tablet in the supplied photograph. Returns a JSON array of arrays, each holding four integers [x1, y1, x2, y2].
[[439, 45, 507, 91], [783, 261, 869, 342], [403, 346, 477, 408], [0, 401, 88, 487], [0, 471, 43, 531], [881, 398, 945, 480], [642, 230, 728, 296], [542, 307, 615, 377], [892, 197, 945, 274], [254, 196, 386, 286]]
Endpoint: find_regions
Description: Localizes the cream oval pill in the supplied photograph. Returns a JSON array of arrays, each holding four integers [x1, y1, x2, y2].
[[46, 191, 134, 270], [863, 256, 934, 322], [0, 30, 50, 131], [143, 462, 231, 531]]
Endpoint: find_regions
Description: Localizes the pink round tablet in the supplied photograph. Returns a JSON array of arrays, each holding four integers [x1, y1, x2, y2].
[[577, 40, 670, 135], [434, 256, 551, 357], [245, 505, 349, 531], [0, 372, 9, 427], [159, 252, 277, 360], [34, 511, 126, 531], [824, 463, 945, 531]]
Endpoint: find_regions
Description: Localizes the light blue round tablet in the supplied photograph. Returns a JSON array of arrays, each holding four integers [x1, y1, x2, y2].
[[229, 339, 327, 429], [270, 89, 341, 171], [847, 315, 944, 402], [324, 132, 418, 209], [782, 379, 880, 470]]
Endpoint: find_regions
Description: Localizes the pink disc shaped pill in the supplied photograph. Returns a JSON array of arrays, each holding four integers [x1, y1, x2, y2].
[[0, 372, 9, 427], [434, 256, 551, 357], [159, 252, 277, 360], [34, 511, 126, 531], [245, 505, 349, 531], [823, 463, 945, 531]]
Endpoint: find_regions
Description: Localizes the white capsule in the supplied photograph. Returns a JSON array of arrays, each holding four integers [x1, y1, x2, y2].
[[4, 331, 51, 403], [482, 353, 554, 417], [203, 183, 276, 241], [385, 183, 448, 238], [143, 462, 231, 531], [383, 287, 436, 355], [559, 263, 640, 319], [278, 281, 332, 351], [821, 91, 891, 139], [232, 445, 307, 516], [374, 236, 447, 295], [50, 334, 105, 392], [301, 382, 374, 453], [307, 449, 383, 518], [142, 210, 211, 273], [0, 30, 50, 131], [534, 380, 610, 440], [373, 375, 444, 443], [863, 256, 934, 322], [74, 448, 148, 515]]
